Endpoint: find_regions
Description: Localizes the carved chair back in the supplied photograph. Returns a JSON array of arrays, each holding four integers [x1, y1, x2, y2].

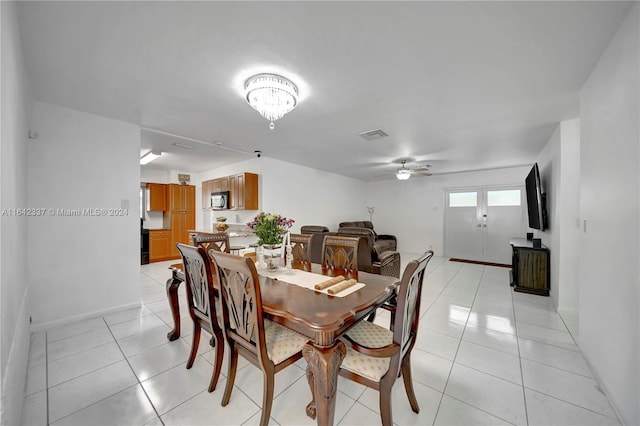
[[321, 235, 359, 271], [290, 233, 312, 263], [175, 243, 224, 391], [392, 250, 434, 367], [208, 251, 269, 363], [192, 233, 231, 255]]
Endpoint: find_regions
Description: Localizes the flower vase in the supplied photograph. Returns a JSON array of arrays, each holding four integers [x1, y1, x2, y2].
[[262, 244, 281, 271]]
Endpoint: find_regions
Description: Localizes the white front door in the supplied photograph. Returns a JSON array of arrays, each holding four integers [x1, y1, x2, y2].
[[445, 186, 526, 264]]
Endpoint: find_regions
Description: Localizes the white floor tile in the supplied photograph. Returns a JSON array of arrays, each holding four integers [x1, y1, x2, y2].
[[231, 362, 306, 407], [47, 327, 115, 362], [518, 337, 592, 378], [434, 395, 513, 425], [338, 401, 384, 426], [516, 322, 577, 351], [462, 324, 519, 356], [161, 380, 260, 425], [47, 317, 107, 343], [25, 362, 47, 396], [414, 329, 461, 360], [103, 305, 154, 326], [109, 313, 167, 340], [445, 363, 527, 425], [467, 311, 517, 335], [455, 340, 522, 385], [48, 341, 124, 387], [141, 355, 216, 415], [48, 360, 138, 423], [356, 379, 442, 425], [117, 323, 173, 358], [51, 384, 158, 426], [521, 359, 617, 418], [426, 301, 471, 323], [524, 388, 620, 425], [271, 375, 354, 426], [22, 390, 47, 426], [409, 349, 453, 392], [515, 308, 568, 332], [128, 340, 192, 381], [421, 313, 466, 339]]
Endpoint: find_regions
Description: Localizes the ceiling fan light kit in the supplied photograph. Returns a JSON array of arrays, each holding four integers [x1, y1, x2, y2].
[[396, 168, 411, 180], [244, 73, 298, 130]]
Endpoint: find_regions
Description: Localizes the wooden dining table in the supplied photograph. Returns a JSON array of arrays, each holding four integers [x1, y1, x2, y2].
[[165, 260, 399, 426]]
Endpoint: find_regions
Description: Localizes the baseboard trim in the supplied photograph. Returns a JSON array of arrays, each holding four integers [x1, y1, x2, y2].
[[31, 301, 141, 332], [449, 258, 511, 268]]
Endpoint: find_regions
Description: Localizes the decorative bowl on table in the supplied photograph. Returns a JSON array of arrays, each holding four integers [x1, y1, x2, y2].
[[215, 223, 229, 231], [216, 216, 227, 222]]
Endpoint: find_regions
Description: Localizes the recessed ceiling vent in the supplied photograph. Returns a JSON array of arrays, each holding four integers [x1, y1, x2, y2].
[[358, 129, 389, 141]]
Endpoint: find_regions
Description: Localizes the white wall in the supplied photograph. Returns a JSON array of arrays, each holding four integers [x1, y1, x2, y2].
[[536, 125, 561, 304], [367, 166, 530, 254], [579, 4, 639, 425], [535, 119, 581, 319], [196, 156, 368, 232], [27, 102, 141, 327], [0, 2, 33, 424]]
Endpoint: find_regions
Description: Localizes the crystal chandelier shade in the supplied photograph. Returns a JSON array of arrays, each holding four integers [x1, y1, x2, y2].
[[244, 73, 299, 129]]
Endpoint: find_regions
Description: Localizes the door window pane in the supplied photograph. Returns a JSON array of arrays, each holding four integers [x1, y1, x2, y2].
[[487, 189, 521, 206], [449, 192, 477, 207]]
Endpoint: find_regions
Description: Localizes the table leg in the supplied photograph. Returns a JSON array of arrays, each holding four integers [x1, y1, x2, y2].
[[165, 274, 182, 341], [302, 341, 347, 425]]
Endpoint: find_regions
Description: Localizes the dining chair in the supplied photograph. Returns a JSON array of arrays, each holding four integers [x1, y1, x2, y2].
[[209, 251, 309, 426], [321, 235, 359, 272], [175, 243, 225, 392], [192, 232, 231, 254], [337, 250, 434, 426], [290, 233, 312, 263]]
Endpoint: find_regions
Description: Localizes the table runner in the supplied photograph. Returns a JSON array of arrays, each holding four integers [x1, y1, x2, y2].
[[259, 268, 365, 297]]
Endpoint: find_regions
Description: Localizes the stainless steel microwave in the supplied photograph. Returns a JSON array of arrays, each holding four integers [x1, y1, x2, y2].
[[211, 191, 230, 210]]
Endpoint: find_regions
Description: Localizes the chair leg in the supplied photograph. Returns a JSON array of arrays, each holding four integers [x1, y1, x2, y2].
[[260, 367, 275, 426], [186, 321, 201, 369], [379, 381, 393, 426], [366, 309, 377, 322], [221, 344, 238, 406], [401, 355, 420, 413], [208, 331, 224, 392]]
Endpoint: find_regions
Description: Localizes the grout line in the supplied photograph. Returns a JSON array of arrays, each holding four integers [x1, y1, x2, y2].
[[103, 317, 166, 426], [512, 283, 530, 425], [429, 260, 483, 424], [45, 332, 50, 426]]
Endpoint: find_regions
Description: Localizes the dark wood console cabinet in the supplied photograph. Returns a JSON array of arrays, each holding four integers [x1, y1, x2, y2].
[[510, 238, 550, 296]]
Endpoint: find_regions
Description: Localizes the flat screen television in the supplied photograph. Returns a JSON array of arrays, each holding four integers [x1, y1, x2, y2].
[[525, 163, 547, 231]]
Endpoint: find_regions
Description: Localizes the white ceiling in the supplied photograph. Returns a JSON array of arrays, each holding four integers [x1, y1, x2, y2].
[[16, 1, 632, 180]]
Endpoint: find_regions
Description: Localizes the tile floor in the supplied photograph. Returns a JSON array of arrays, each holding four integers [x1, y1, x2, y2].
[[21, 254, 621, 425]]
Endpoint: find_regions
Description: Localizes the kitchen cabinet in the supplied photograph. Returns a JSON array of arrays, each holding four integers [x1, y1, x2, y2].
[[164, 184, 196, 257], [201, 173, 258, 210], [234, 172, 258, 210], [146, 183, 168, 211], [149, 230, 172, 262], [201, 179, 213, 209]]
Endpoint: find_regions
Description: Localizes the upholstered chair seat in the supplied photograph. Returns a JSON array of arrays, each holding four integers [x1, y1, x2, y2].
[[263, 320, 309, 364], [340, 320, 393, 382]]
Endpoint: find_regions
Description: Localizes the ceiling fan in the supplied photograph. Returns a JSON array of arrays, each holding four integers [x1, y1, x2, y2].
[[395, 159, 432, 180]]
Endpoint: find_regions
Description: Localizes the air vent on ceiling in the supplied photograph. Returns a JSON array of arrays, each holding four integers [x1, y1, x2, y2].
[[358, 129, 389, 141]]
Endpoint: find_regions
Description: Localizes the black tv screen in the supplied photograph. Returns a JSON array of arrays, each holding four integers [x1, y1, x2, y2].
[[525, 163, 546, 230]]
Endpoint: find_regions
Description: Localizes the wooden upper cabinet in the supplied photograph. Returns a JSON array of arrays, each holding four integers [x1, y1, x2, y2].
[[241, 172, 259, 210], [168, 184, 195, 212], [200, 173, 258, 211], [146, 183, 168, 211], [202, 180, 212, 210]]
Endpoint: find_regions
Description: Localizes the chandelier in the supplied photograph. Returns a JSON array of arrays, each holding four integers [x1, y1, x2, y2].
[[244, 73, 299, 130]]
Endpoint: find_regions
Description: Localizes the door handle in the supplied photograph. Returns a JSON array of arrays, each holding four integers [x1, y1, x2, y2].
[[483, 224, 487, 227], [477, 224, 482, 227]]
